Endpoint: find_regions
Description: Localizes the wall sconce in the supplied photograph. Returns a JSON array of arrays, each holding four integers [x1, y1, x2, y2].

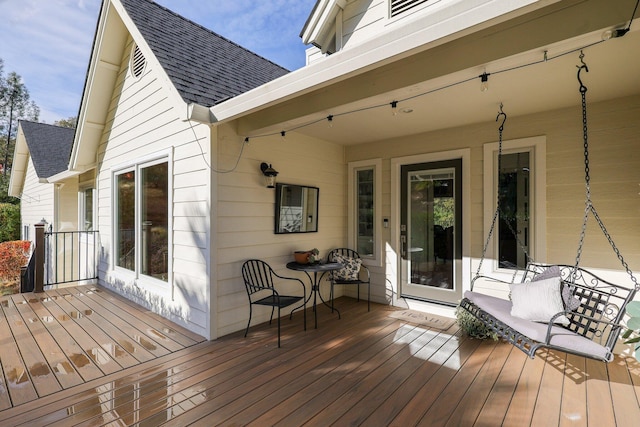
[[260, 162, 278, 188]]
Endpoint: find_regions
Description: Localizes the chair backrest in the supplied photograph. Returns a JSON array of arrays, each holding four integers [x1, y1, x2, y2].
[[328, 248, 361, 262], [242, 259, 275, 296]]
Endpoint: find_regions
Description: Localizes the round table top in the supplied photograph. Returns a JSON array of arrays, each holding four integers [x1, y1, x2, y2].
[[286, 261, 342, 272]]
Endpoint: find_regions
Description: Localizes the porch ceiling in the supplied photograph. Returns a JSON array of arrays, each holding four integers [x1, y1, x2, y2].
[[234, 7, 640, 146], [295, 25, 640, 145]]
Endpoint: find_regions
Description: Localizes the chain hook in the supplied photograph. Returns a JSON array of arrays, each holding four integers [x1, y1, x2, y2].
[[495, 102, 507, 132], [576, 51, 589, 93]]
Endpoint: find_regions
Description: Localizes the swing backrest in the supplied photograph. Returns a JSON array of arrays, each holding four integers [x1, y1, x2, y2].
[[523, 263, 637, 350]]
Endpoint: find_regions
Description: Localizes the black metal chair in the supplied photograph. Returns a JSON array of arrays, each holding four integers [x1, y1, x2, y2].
[[327, 248, 371, 312], [242, 259, 307, 347]]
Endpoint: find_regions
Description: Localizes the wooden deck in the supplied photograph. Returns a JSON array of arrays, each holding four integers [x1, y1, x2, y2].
[[1, 286, 639, 426]]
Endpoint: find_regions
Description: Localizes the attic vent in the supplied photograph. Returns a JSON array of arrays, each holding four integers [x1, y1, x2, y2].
[[130, 44, 147, 79], [390, 0, 431, 17]]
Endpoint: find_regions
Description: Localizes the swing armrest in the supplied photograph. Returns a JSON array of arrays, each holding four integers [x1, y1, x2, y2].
[[544, 310, 624, 344]]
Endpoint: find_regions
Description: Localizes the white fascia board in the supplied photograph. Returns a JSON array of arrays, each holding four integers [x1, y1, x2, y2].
[[211, 0, 545, 123], [301, 0, 346, 46], [8, 125, 29, 197], [46, 165, 95, 184]]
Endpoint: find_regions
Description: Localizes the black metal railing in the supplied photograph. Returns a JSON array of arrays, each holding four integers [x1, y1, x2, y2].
[[44, 230, 99, 286]]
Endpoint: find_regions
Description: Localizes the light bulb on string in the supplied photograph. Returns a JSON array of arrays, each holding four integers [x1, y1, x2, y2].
[[280, 131, 286, 142], [479, 72, 490, 92], [390, 101, 398, 116], [327, 115, 334, 128]]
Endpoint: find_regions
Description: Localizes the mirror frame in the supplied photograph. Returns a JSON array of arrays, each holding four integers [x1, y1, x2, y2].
[[274, 183, 320, 234]]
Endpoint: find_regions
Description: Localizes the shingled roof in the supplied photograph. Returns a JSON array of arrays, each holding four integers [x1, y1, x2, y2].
[[19, 121, 75, 179], [119, 0, 290, 107]]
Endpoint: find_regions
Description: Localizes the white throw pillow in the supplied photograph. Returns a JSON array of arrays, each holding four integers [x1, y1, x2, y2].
[[510, 276, 569, 325], [531, 265, 581, 311]]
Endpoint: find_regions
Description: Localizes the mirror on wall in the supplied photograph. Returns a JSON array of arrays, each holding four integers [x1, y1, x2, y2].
[[275, 183, 319, 234]]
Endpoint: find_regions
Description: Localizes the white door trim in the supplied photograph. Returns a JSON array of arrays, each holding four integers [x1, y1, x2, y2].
[[390, 148, 471, 307]]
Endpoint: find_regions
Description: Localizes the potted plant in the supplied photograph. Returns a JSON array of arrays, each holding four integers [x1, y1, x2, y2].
[[622, 301, 640, 361]]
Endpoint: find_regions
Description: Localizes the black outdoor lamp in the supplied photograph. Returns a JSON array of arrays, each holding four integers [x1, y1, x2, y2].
[[260, 162, 278, 188]]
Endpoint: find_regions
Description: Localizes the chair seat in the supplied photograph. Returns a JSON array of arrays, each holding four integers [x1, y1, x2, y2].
[[242, 259, 307, 347], [253, 295, 304, 308]]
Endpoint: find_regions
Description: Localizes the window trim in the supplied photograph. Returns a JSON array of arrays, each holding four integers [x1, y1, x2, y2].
[[482, 136, 546, 278], [111, 150, 173, 290], [79, 186, 96, 232], [348, 159, 382, 267]]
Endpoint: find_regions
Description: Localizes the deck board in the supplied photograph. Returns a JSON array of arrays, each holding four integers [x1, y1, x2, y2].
[[0, 285, 205, 419], [3, 296, 61, 398], [531, 351, 565, 426], [79, 286, 200, 349], [1, 285, 639, 426], [474, 346, 528, 426], [12, 293, 85, 390]]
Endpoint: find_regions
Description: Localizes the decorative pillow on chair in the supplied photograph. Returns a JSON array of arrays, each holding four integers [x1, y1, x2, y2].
[[332, 253, 362, 281], [510, 276, 569, 325], [532, 265, 581, 311]]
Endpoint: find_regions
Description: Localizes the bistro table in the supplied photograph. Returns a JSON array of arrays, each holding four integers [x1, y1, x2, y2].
[[286, 261, 342, 329]]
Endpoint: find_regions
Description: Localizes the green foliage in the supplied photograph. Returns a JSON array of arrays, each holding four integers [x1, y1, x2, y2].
[[455, 305, 499, 341], [0, 57, 40, 175], [0, 203, 20, 242], [53, 116, 77, 128], [0, 173, 19, 204], [622, 301, 640, 361]]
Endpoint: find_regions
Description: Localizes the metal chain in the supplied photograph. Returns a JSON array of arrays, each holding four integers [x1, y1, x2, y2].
[[573, 52, 639, 290], [474, 109, 505, 281], [474, 105, 531, 285]]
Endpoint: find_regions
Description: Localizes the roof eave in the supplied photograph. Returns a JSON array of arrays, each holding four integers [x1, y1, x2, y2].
[[8, 125, 30, 197], [211, 0, 549, 126], [300, 0, 346, 48]]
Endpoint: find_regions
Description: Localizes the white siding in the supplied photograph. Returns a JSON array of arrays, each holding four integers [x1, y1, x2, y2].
[[334, 0, 540, 52], [345, 94, 640, 302], [95, 38, 211, 339], [214, 123, 346, 337], [19, 157, 55, 240]]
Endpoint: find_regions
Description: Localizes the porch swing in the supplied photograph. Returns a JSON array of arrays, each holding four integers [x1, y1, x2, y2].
[[459, 52, 639, 363]]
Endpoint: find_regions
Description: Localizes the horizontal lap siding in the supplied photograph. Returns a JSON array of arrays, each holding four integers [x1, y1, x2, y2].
[[346, 94, 640, 298], [20, 159, 54, 237], [96, 38, 210, 338], [214, 124, 346, 337]]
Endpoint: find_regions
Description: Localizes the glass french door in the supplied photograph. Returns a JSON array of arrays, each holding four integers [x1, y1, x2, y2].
[[400, 159, 462, 305]]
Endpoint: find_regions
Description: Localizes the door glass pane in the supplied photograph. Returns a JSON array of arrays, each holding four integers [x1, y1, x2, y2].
[[356, 168, 374, 256], [409, 170, 454, 289], [141, 162, 168, 281], [498, 152, 530, 269], [117, 172, 135, 271]]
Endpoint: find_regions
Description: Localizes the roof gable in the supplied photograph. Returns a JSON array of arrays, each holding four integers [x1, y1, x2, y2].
[[20, 121, 75, 179], [119, 0, 290, 107]]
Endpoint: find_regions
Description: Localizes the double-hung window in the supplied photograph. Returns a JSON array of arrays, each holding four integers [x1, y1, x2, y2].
[[114, 155, 170, 283]]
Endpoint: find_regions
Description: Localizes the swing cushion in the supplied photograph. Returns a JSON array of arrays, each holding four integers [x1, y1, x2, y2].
[[509, 277, 569, 325], [463, 291, 610, 361], [531, 265, 581, 311]]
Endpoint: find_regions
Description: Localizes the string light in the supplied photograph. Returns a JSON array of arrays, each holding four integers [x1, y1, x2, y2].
[[241, 34, 618, 143], [479, 72, 490, 92], [327, 115, 334, 128]]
